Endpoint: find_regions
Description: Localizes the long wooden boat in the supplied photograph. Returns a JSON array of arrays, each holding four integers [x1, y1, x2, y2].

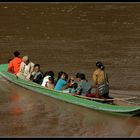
[[0, 64, 140, 116]]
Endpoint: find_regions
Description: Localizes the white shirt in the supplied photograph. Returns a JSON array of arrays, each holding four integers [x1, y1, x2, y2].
[[41, 75, 51, 87], [18, 61, 34, 79]]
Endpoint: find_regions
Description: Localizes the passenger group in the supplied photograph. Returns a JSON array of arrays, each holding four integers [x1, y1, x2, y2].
[[8, 51, 110, 99]]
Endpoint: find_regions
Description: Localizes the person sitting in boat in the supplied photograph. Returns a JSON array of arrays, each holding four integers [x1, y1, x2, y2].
[[62, 76, 77, 93], [54, 71, 64, 86], [41, 70, 54, 87], [73, 73, 91, 96], [8, 51, 22, 75], [45, 76, 55, 89], [30, 64, 44, 84], [17, 56, 34, 80], [67, 72, 80, 93], [54, 72, 67, 91], [75, 72, 81, 82], [92, 61, 109, 99], [67, 76, 75, 88]]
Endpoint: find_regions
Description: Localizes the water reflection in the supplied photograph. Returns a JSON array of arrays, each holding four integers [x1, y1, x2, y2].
[[9, 93, 23, 115]]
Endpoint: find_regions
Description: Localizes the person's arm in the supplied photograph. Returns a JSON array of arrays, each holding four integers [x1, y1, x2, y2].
[[106, 73, 109, 84], [30, 72, 35, 81], [73, 92, 81, 95], [25, 63, 34, 80], [18, 62, 24, 73], [61, 80, 68, 90], [61, 83, 69, 90], [8, 61, 13, 73], [30, 63, 34, 74]]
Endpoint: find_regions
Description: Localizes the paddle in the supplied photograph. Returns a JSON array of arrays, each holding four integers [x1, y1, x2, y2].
[[72, 94, 137, 102]]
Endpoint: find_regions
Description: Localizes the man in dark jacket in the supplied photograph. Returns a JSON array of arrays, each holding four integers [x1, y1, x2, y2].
[[30, 64, 43, 84]]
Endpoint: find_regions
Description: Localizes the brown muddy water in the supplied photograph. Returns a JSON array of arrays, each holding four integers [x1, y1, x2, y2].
[[0, 3, 140, 137]]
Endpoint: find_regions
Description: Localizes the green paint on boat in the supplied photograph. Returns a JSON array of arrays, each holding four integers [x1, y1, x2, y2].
[[0, 64, 140, 116]]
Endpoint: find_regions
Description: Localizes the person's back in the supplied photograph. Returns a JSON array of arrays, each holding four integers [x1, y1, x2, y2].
[[24, 61, 34, 79], [17, 56, 34, 80], [8, 51, 22, 75], [76, 80, 91, 95], [54, 78, 67, 90], [93, 61, 108, 85], [75, 73, 91, 96], [93, 68, 105, 85], [54, 71, 63, 86]]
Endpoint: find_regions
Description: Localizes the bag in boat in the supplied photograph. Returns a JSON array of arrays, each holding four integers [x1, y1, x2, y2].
[[98, 83, 109, 96]]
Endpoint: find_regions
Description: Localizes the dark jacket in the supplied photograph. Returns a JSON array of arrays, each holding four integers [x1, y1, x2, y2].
[[30, 71, 43, 84]]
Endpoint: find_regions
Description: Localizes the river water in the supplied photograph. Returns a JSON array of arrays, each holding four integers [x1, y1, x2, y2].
[[0, 3, 140, 137]]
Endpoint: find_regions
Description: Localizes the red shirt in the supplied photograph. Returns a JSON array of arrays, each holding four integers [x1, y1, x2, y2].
[[8, 57, 22, 74]]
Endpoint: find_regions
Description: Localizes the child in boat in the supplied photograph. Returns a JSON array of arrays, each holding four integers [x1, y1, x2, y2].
[[8, 51, 22, 75], [41, 70, 54, 87], [30, 64, 44, 84], [45, 76, 55, 89], [65, 72, 80, 93], [54, 72, 67, 91], [67, 76, 75, 88], [62, 76, 77, 93], [17, 56, 34, 80], [73, 73, 91, 96], [68, 82, 78, 93]]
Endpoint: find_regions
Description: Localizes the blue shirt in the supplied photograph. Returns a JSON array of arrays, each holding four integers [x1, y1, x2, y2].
[[54, 79, 67, 90]]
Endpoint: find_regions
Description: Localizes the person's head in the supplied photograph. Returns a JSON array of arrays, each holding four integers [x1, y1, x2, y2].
[[22, 56, 29, 65], [47, 71, 54, 78], [48, 76, 54, 84], [100, 64, 105, 70], [96, 61, 102, 68], [44, 71, 49, 77], [57, 71, 63, 80], [34, 64, 40, 72], [96, 61, 105, 70], [68, 76, 75, 84], [14, 51, 20, 57], [61, 72, 67, 80], [76, 72, 80, 78], [75, 72, 81, 82], [79, 73, 86, 80]]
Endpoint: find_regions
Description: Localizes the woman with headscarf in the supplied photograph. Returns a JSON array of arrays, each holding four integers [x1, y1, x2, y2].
[[92, 61, 109, 98]]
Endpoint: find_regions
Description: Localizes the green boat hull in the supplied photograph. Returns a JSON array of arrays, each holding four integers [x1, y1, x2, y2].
[[0, 64, 140, 116]]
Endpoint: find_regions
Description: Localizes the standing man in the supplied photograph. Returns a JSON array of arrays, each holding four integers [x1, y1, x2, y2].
[[8, 51, 22, 75]]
